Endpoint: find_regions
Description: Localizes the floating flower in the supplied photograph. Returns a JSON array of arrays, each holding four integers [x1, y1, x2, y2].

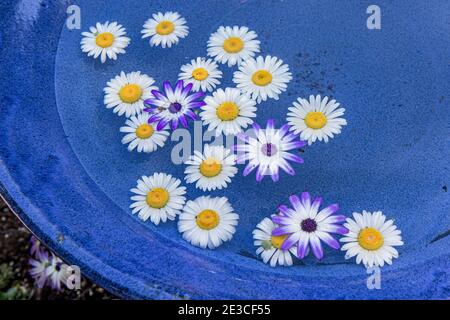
[[144, 80, 206, 130], [207, 26, 260, 67], [287, 95, 347, 145], [130, 173, 187, 225], [233, 55, 292, 103], [104, 71, 157, 118], [29, 251, 51, 289], [141, 11, 189, 48], [178, 57, 223, 92], [234, 119, 306, 182], [200, 88, 257, 137], [253, 217, 297, 267], [271, 192, 348, 260], [340, 211, 403, 268], [184, 144, 237, 191], [81, 21, 130, 63], [120, 113, 169, 153], [178, 196, 239, 249]]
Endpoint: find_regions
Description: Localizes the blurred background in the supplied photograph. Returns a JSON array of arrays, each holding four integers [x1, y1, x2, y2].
[[0, 197, 117, 300]]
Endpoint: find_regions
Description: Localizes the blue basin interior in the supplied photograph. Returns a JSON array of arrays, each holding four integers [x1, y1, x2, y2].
[[1, 0, 449, 299]]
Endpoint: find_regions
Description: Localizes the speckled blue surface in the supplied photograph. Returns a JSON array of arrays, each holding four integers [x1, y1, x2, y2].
[[1, 0, 450, 299]]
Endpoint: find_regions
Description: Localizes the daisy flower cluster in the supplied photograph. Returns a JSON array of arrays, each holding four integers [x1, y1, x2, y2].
[[28, 236, 68, 291], [254, 193, 404, 268], [80, 13, 404, 269]]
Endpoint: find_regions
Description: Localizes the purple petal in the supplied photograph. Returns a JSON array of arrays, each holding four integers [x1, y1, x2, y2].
[[301, 192, 311, 207], [252, 122, 261, 133], [278, 205, 290, 216], [317, 231, 340, 250], [163, 81, 173, 95], [310, 234, 324, 260], [267, 119, 275, 130], [272, 226, 291, 236], [323, 214, 347, 224], [188, 101, 206, 109], [243, 163, 257, 176], [271, 215, 290, 225], [179, 115, 188, 128], [296, 236, 309, 259], [236, 153, 250, 164], [143, 107, 155, 113], [271, 168, 279, 182], [156, 119, 168, 131], [280, 232, 301, 250], [279, 159, 296, 176], [148, 114, 161, 123], [316, 204, 340, 222], [289, 194, 302, 210], [151, 90, 166, 101], [170, 118, 179, 130], [181, 82, 194, 97], [185, 109, 199, 120], [311, 196, 323, 213], [255, 166, 265, 182], [283, 152, 304, 164], [174, 80, 183, 96], [186, 91, 204, 103], [283, 140, 307, 150], [279, 124, 290, 137]]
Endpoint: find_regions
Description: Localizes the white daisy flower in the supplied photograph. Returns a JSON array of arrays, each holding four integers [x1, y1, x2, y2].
[[233, 55, 292, 103], [178, 196, 239, 249], [130, 173, 187, 225], [207, 26, 260, 67], [104, 71, 157, 118], [141, 11, 189, 48], [200, 88, 257, 137], [178, 57, 223, 92], [253, 217, 297, 267], [120, 113, 169, 153], [80, 21, 130, 63], [45, 254, 68, 291], [340, 211, 404, 268], [287, 95, 347, 145], [184, 144, 237, 191]]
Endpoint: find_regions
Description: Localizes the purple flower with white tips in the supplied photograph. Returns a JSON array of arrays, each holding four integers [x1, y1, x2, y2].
[[271, 192, 348, 260], [144, 80, 206, 130], [234, 119, 306, 182]]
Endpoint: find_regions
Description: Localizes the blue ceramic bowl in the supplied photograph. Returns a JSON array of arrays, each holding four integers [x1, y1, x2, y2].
[[1, 0, 449, 299]]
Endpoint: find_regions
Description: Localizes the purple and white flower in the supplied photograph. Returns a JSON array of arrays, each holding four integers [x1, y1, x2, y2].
[[271, 192, 348, 260], [29, 251, 51, 289], [144, 80, 206, 131], [234, 119, 306, 182]]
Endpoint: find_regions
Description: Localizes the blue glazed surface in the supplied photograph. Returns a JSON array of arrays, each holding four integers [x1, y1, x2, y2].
[[1, 0, 450, 299]]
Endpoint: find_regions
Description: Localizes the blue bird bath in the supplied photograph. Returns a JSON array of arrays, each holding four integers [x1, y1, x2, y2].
[[1, 0, 449, 299]]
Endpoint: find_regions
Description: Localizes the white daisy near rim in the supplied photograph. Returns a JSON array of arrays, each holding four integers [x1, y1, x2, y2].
[[141, 11, 189, 48], [80, 21, 130, 63], [178, 196, 239, 249], [340, 211, 404, 268], [287, 95, 347, 145], [207, 26, 260, 67], [178, 57, 223, 92], [120, 113, 169, 153], [184, 144, 237, 191], [233, 55, 292, 103], [104, 71, 157, 118], [200, 88, 257, 137], [130, 173, 187, 225], [253, 217, 297, 267]]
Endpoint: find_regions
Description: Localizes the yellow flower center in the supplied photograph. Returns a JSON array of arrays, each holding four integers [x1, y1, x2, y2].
[[216, 102, 240, 121], [95, 32, 115, 48], [191, 68, 209, 81], [135, 124, 154, 139], [304, 111, 327, 129], [199, 158, 222, 177], [251, 70, 273, 86], [119, 84, 143, 104], [271, 235, 288, 249], [196, 209, 220, 230], [146, 188, 169, 209], [358, 228, 384, 251], [156, 20, 175, 35], [223, 37, 244, 53]]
